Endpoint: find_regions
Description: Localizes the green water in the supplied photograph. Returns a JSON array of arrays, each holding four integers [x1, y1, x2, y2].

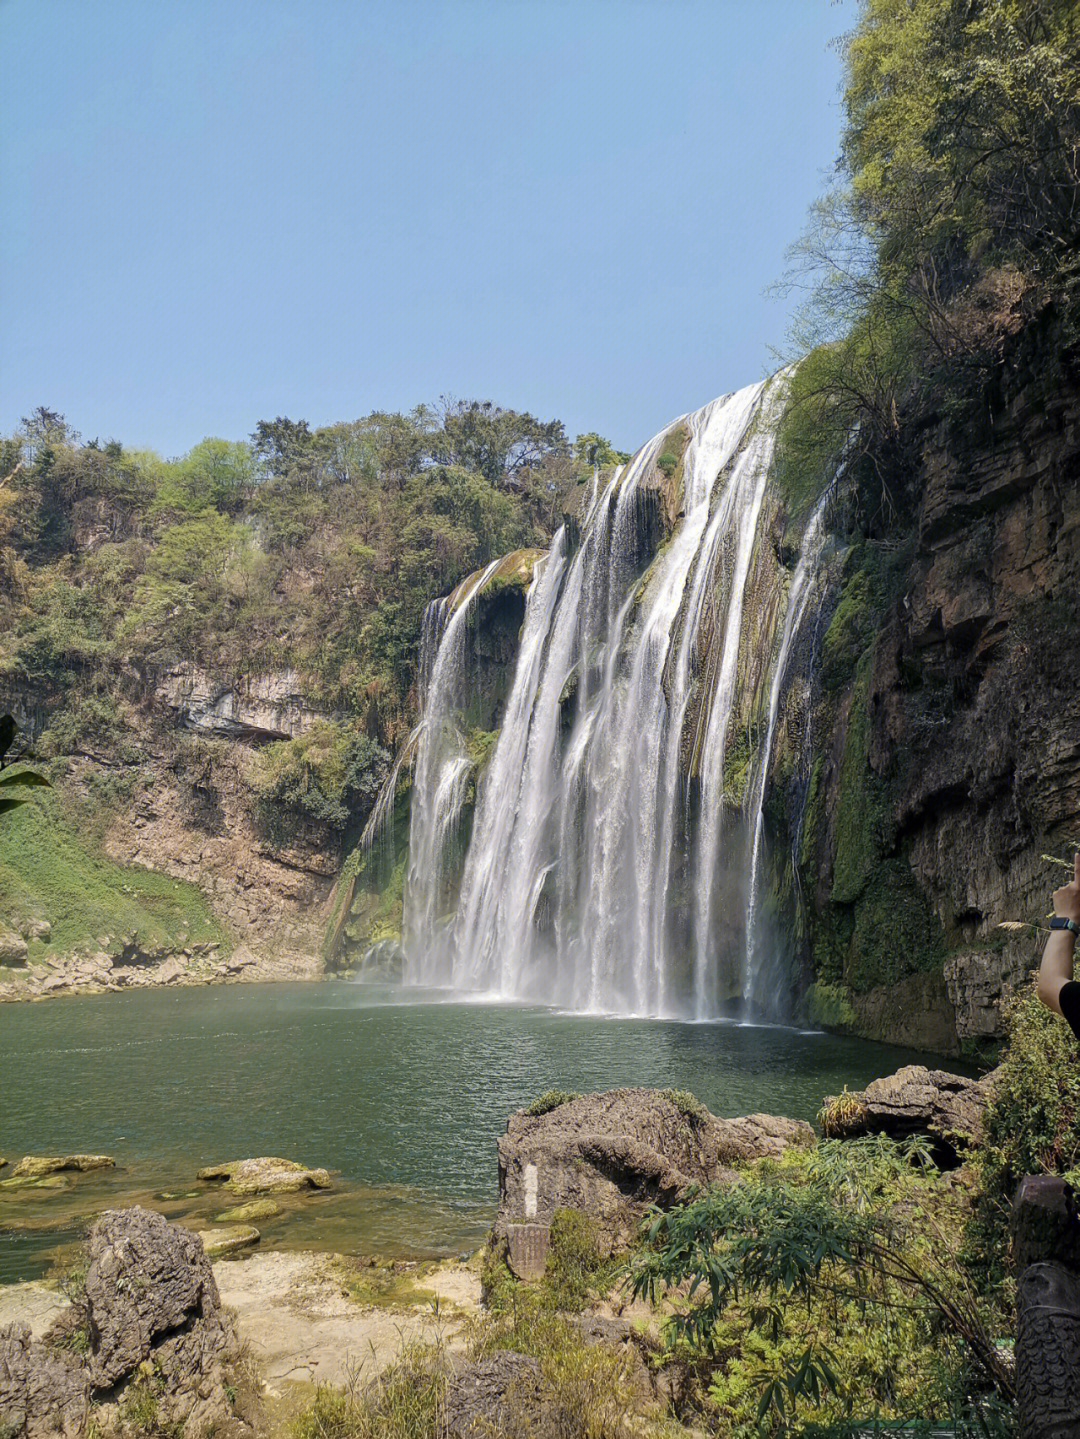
[[0, 981, 959, 1282]]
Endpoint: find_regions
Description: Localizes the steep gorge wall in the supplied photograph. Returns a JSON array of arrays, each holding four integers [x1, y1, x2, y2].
[[797, 320, 1080, 1053]]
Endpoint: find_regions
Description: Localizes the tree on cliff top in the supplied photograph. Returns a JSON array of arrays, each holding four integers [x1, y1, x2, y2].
[[776, 0, 1080, 507]]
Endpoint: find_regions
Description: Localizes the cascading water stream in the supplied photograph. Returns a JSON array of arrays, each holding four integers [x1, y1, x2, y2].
[[742, 491, 832, 1007], [403, 558, 502, 978], [398, 370, 838, 1017]]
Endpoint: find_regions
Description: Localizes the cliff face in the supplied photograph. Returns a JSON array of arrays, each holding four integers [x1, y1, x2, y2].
[[1, 670, 342, 981], [801, 321, 1080, 1052]]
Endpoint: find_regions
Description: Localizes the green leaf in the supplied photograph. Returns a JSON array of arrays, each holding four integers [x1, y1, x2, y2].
[[0, 795, 28, 815], [0, 770, 51, 789]]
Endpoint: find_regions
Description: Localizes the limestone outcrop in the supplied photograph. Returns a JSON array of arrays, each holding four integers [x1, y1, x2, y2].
[[0, 928, 28, 967], [495, 1089, 813, 1250], [0, 1207, 252, 1438], [156, 663, 335, 742], [0, 1324, 89, 1438], [821, 1064, 997, 1160]]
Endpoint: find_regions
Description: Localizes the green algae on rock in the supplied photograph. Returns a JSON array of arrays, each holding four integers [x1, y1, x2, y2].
[[197, 1157, 333, 1195], [212, 1199, 282, 1223]]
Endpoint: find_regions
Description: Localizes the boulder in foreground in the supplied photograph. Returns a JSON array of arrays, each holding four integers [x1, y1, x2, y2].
[[197, 1156, 333, 1194], [0, 1323, 89, 1438], [820, 1064, 997, 1161], [0, 1207, 251, 1439], [496, 1088, 813, 1251]]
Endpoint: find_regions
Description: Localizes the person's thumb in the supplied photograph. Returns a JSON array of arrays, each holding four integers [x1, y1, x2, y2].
[[1073, 850, 1080, 888]]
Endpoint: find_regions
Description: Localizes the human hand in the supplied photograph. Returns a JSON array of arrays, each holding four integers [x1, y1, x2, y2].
[[1052, 852, 1080, 924]]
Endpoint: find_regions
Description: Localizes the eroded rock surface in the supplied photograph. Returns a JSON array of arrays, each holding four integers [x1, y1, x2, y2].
[[496, 1089, 813, 1249], [822, 1064, 997, 1160], [0, 1323, 89, 1438], [0, 1208, 249, 1438], [445, 1351, 547, 1438]]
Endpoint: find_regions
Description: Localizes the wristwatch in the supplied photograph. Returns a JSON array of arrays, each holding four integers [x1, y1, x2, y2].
[[1050, 916, 1080, 937]]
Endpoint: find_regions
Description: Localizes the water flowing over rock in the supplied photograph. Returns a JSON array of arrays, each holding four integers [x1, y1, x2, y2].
[[404, 373, 838, 1017]]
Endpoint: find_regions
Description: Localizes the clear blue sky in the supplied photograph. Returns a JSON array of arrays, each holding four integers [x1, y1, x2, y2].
[[2, 0, 852, 458]]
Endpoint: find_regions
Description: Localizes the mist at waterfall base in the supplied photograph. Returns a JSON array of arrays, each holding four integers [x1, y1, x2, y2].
[[387, 375, 835, 1024]]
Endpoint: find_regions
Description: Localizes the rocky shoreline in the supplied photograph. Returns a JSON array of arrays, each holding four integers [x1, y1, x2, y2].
[[0, 941, 322, 1003], [0, 1072, 1002, 1436]]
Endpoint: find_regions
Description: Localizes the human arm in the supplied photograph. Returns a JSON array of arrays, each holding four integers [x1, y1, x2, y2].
[[1037, 851, 1080, 1016]]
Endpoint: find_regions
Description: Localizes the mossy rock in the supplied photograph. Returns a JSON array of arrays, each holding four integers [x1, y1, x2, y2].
[[213, 1199, 281, 1223], [12, 1154, 114, 1178], [806, 981, 857, 1031], [197, 1157, 333, 1195], [0, 1173, 70, 1191], [199, 1224, 260, 1259]]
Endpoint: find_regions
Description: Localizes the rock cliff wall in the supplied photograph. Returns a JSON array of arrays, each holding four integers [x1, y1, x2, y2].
[[798, 318, 1080, 1052]]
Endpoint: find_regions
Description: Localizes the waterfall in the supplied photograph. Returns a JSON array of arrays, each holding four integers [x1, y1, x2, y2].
[[402, 558, 502, 975], [399, 371, 836, 1016], [742, 490, 832, 1008]]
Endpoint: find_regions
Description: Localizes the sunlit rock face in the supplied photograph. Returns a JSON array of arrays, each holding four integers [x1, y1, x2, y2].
[[156, 664, 335, 741]]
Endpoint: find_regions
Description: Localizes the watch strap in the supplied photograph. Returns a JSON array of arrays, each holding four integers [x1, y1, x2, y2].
[[1050, 916, 1080, 937]]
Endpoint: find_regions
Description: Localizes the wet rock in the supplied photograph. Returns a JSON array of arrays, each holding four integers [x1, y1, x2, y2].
[[198, 1225, 260, 1259], [214, 1199, 281, 1223], [0, 1321, 90, 1438], [821, 1064, 996, 1161], [0, 929, 28, 967], [0, 1175, 69, 1192], [197, 1157, 333, 1194], [83, 1207, 246, 1434], [496, 1088, 813, 1251], [12, 1155, 114, 1178]]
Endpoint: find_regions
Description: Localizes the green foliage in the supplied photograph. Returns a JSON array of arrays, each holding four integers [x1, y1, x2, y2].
[[0, 714, 51, 817], [0, 785, 226, 956], [573, 432, 629, 468], [524, 1089, 580, 1117], [468, 1278, 638, 1439], [659, 1088, 709, 1128], [972, 983, 1080, 1278], [631, 1137, 1012, 1435], [253, 723, 389, 847], [2, 400, 574, 750], [777, 0, 1080, 527], [291, 1342, 447, 1439], [545, 1208, 615, 1313]]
